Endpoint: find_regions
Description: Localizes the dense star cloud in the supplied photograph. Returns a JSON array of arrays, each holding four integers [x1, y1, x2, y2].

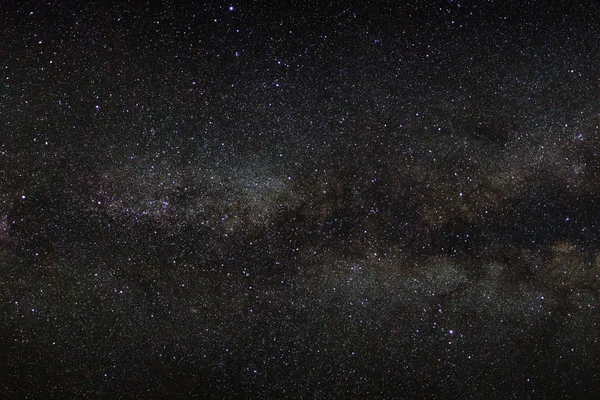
[[2, 0, 600, 398]]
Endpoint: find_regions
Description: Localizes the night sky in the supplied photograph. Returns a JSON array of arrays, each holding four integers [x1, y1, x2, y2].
[[2, 0, 600, 398]]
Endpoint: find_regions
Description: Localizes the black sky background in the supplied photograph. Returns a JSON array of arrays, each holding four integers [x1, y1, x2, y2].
[[2, 0, 600, 398]]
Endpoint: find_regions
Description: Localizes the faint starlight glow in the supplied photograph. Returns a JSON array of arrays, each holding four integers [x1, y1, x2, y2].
[[3, 1, 600, 399]]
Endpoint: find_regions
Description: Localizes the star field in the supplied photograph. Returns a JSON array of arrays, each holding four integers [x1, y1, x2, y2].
[[2, 0, 600, 398]]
